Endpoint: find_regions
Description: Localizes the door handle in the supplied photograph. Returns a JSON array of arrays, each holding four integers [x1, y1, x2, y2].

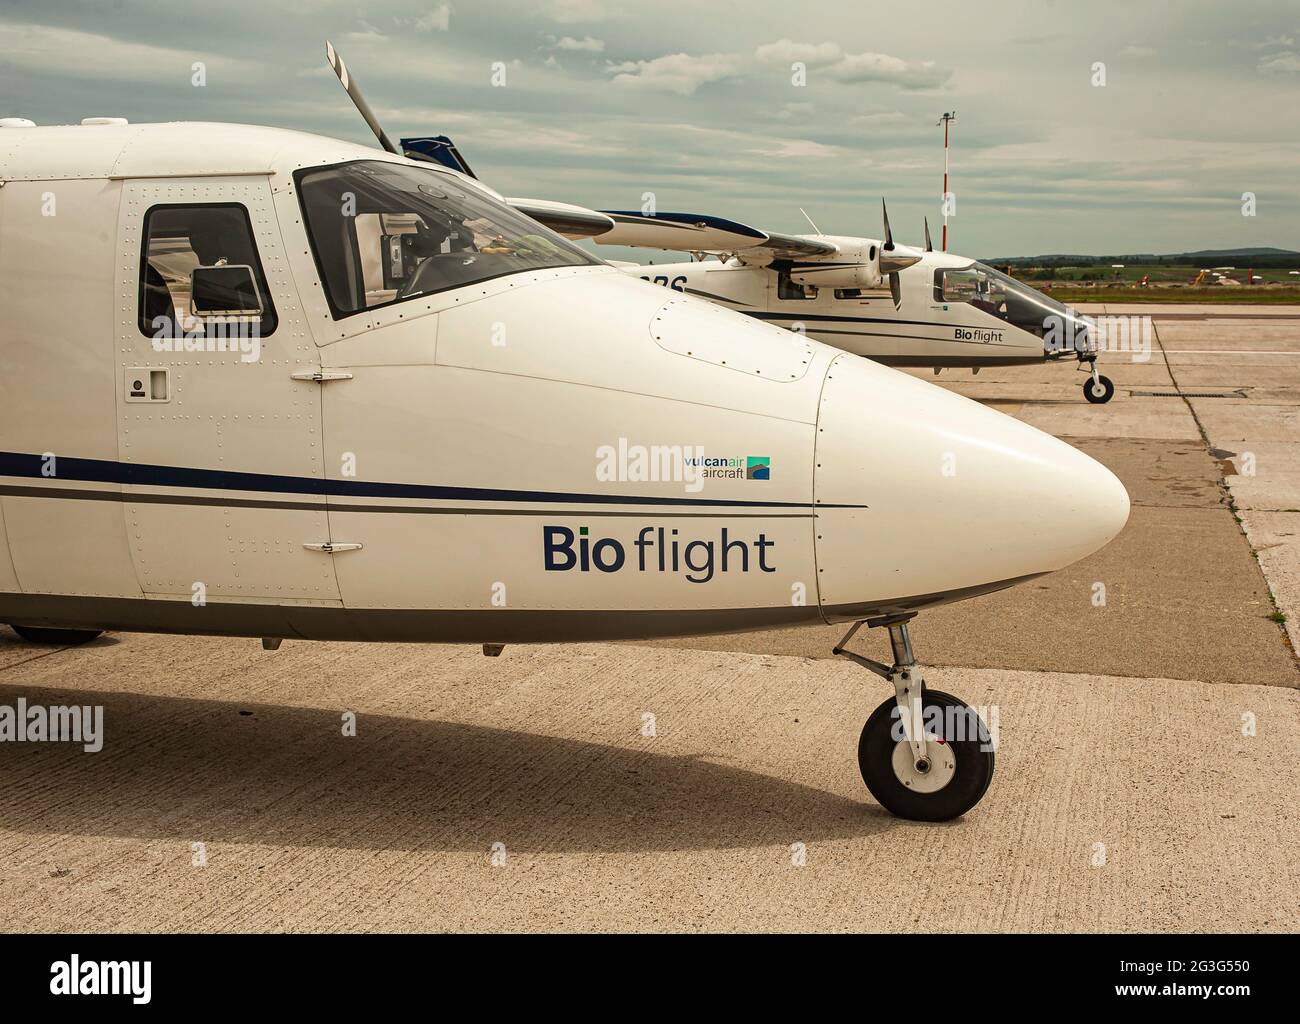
[[291, 368, 354, 383], [303, 541, 363, 554]]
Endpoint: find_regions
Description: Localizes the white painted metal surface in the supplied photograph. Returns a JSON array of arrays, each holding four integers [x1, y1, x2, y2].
[[0, 121, 1129, 644]]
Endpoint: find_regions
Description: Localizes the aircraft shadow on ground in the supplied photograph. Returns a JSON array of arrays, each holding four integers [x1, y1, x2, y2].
[[0, 683, 894, 854]]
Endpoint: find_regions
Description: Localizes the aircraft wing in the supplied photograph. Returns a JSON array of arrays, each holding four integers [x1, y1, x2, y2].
[[399, 133, 834, 256], [595, 210, 840, 260], [505, 198, 616, 239]]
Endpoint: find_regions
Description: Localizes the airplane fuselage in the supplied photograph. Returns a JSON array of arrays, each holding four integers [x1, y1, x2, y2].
[[629, 248, 1072, 369], [0, 122, 1127, 647]]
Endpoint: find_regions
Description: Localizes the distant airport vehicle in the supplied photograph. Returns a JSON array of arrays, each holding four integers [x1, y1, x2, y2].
[[0, 44, 1130, 820]]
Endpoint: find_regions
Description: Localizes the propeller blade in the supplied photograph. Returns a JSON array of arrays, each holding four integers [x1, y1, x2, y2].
[[325, 40, 398, 154], [890, 273, 901, 308], [924, 217, 933, 252], [882, 198, 894, 250]]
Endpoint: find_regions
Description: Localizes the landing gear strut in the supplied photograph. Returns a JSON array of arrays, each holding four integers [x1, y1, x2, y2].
[[1082, 358, 1114, 404], [833, 614, 995, 821]]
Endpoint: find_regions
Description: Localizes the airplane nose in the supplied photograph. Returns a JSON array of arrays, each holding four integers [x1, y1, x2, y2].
[[813, 354, 1130, 617]]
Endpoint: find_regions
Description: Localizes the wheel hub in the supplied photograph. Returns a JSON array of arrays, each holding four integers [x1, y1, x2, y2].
[[892, 735, 956, 793]]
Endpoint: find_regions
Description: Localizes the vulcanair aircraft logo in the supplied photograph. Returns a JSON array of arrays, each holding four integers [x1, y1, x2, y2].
[[594, 439, 771, 492]]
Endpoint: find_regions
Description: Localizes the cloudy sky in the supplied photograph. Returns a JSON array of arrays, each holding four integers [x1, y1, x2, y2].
[[2, 0, 1297, 257]]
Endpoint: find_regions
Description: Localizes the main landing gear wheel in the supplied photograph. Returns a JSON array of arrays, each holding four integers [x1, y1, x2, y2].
[[9, 625, 103, 645], [833, 614, 995, 822], [1084, 374, 1115, 404]]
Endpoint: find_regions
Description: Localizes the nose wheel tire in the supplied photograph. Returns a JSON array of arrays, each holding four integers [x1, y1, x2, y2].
[[1083, 374, 1114, 404], [858, 689, 995, 821], [8, 624, 103, 646]]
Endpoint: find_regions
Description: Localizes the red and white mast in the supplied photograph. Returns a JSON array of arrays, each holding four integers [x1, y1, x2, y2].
[[938, 111, 956, 252]]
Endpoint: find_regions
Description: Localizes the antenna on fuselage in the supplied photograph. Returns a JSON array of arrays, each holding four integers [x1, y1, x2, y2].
[[325, 39, 399, 155]]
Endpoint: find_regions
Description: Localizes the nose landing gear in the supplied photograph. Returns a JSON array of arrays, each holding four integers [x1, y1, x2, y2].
[[833, 614, 995, 821], [1082, 357, 1114, 404]]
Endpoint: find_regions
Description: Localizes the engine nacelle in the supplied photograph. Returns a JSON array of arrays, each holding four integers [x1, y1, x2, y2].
[[788, 241, 884, 290]]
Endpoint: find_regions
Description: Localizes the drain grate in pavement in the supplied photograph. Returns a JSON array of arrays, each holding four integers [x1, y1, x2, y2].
[[1130, 389, 1247, 399]]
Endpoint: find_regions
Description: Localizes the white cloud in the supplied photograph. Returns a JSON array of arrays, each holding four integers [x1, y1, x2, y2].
[[827, 51, 951, 90], [755, 39, 842, 68], [1258, 51, 1300, 74], [545, 0, 609, 23], [412, 4, 453, 32], [1120, 45, 1157, 57], [754, 39, 951, 90], [854, 111, 909, 126], [607, 52, 744, 95], [760, 138, 838, 160], [547, 34, 605, 52], [343, 21, 387, 43], [776, 101, 815, 119], [0, 20, 256, 81]]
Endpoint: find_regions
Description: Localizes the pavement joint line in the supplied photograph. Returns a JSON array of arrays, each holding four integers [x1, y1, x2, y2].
[[0, 643, 89, 675], [613, 640, 1232, 689], [1128, 501, 1229, 509], [10, 639, 1295, 702], [1152, 321, 1300, 674], [914, 659, 1299, 691]]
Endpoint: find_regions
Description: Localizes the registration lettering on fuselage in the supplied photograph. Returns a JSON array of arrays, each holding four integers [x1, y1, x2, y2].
[[640, 274, 688, 291]]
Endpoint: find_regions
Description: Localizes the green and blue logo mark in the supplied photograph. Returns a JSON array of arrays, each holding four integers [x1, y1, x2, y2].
[[746, 456, 770, 480]]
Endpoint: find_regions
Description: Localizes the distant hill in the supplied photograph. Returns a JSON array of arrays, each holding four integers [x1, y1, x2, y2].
[[983, 247, 1300, 268]]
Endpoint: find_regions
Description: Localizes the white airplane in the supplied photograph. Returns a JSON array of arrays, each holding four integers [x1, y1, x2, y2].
[[0, 45, 1129, 821], [407, 136, 1114, 404], [591, 208, 1117, 405]]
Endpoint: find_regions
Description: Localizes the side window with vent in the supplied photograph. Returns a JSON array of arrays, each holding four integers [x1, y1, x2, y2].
[[137, 203, 278, 341]]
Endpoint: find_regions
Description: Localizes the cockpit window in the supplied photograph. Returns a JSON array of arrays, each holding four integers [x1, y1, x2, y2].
[[295, 160, 600, 319], [933, 261, 1077, 338]]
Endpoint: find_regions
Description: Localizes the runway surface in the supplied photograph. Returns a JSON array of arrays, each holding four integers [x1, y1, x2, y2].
[[2, 304, 1297, 932]]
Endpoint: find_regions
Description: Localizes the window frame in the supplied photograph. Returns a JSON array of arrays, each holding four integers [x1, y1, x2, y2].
[[136, 202, 278, 339], [933, 265, 983, 304], [293, 159, 600, 322], [776, 268, 814, 301]]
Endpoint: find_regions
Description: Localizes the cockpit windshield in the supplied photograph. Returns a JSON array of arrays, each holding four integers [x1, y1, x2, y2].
[[934, 261, 1086, 347], [295, 160, 601, 319]]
